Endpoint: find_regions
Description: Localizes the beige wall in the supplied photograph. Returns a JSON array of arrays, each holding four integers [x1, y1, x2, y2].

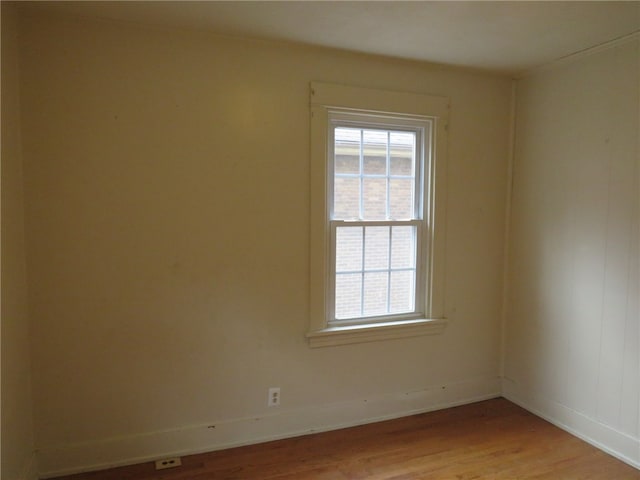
[[1, 3, 37, 480], [17, 13, 511, 475], [504, 38, 639, 467]]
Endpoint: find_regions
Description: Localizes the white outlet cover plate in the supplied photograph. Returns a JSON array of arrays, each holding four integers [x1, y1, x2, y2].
[[268, 387, 280, 406], [155, 457, 182, 470]]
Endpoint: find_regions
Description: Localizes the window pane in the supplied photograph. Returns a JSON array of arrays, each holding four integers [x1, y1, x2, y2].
[[335, 273, 362, 319], [335, 127, 360, 175], [363, 130, 387, 175], [362, 177, 386, 220], [390, 132, 415, 176], [391, 226, 416, 268], [363, 272, 388, 317], [389, 178, 414, 219], [336, 227, 363, 272], [364, 226, 389, 270], [390, 270, 415, 313], [334, 177, 360, 219]]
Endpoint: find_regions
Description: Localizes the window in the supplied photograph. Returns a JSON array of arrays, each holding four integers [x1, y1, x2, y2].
[[309, 82, 449, 347], [331, 115, 425, 323]]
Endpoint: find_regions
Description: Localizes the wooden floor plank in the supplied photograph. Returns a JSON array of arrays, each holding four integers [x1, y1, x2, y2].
[[55, 398, 640, 480]]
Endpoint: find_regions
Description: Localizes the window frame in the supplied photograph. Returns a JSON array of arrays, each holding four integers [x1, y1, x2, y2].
[[328, 112, 428, 326], [308, 82, 449, 347]]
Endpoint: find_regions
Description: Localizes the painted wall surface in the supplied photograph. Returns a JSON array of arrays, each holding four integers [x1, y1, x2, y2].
[[504, 38, 639, 467], [18, 14, 511, 475], [1, 3, 37, 480]]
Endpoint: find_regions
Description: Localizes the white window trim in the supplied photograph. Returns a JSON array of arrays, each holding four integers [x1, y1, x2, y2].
[[308, 82, 450, 347]]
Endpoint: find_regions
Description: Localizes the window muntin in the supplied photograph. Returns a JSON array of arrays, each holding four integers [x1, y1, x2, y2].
[[328, 112, 431, 326]]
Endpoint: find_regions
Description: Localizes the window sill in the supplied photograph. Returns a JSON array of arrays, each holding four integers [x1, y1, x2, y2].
[[307, 318, 448, 348]]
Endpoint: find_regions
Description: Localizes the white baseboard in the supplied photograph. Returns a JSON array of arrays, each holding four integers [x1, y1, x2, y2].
[[502, 378, 640, 470], [37, 376, 500, 478]]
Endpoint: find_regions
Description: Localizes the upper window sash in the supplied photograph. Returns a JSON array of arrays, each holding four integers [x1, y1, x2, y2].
[[328, 111, 430, 224]]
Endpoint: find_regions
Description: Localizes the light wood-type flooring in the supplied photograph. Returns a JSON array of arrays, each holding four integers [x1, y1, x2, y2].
[[56, 398, 640, 480]]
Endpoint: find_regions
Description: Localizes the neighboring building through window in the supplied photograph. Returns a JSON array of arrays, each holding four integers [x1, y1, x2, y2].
[[309, 82, 450, 347]]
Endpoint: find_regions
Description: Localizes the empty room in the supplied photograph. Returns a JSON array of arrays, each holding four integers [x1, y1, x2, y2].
[[2, 1, 639, 479]]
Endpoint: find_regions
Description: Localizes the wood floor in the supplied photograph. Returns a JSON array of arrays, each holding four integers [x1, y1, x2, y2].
[[57, 398, 640, 480]]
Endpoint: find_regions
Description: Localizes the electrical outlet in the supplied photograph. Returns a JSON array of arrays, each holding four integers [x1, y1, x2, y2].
[[155, 457, 182, 470], [268, 387, 280, 407]]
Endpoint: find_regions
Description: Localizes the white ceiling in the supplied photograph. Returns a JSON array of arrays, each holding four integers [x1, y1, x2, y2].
[[20, 1, 640, 75]]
